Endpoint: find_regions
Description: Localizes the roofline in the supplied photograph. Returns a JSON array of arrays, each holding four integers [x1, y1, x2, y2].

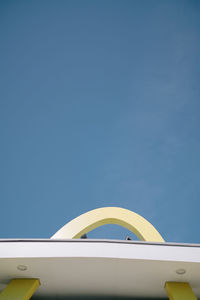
[[0, 238, 200, 248]]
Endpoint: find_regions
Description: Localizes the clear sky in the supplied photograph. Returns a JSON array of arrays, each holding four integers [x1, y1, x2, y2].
[[0, 0, 200, 243]]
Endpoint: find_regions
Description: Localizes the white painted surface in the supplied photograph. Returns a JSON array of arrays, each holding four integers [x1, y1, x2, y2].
[[0, 240, 200, 298]]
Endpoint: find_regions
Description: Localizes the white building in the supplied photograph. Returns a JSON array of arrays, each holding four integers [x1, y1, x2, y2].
[[0, 207, 199, 300]]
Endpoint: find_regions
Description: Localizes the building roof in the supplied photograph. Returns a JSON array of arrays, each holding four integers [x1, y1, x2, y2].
[[0, 239, 200, 298]]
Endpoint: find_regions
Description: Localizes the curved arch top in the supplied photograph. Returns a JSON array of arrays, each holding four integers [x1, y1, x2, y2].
[[51, 207, 164, 242]]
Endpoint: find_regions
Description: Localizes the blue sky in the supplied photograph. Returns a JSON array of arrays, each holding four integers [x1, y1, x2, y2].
[[0, 0, 200, 243]]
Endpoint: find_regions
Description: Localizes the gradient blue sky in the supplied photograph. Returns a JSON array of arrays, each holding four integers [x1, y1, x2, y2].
[[0, 0, 200, 243]]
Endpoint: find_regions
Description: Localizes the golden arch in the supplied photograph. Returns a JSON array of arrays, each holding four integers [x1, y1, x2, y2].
[[51, 207, 164, 242]]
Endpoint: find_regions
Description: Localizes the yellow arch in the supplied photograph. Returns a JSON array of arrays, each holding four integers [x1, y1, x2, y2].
[[51, 207, 164, 242]]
